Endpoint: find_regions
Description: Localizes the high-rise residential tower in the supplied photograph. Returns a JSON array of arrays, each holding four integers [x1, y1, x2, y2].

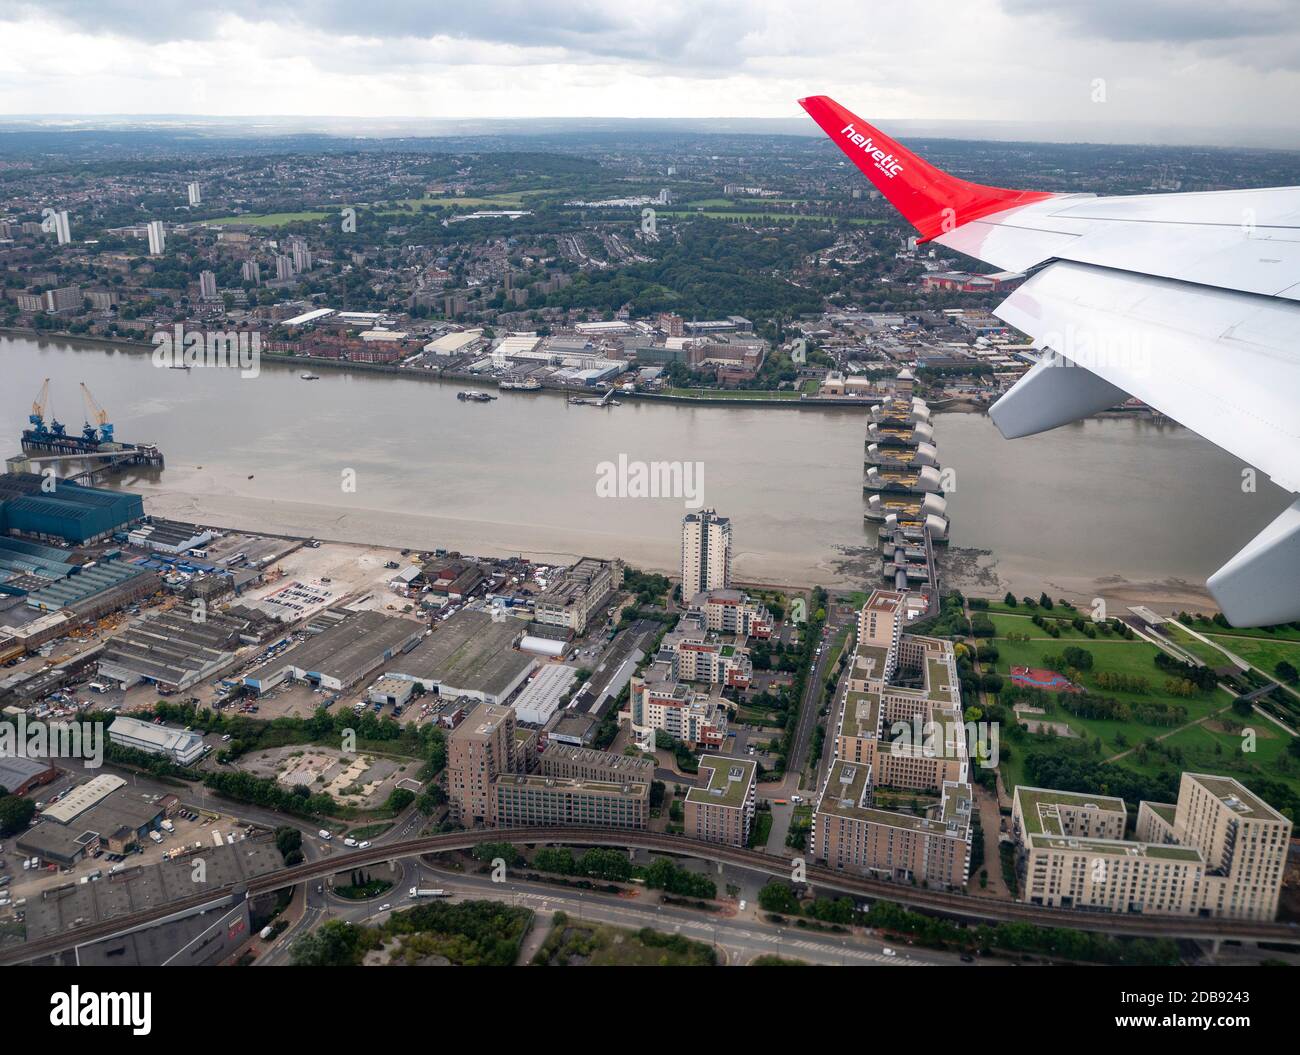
[[680, 508, 731, 598]]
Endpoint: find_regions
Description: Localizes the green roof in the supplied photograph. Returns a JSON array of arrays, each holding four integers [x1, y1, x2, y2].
[[1015, 786, 1126, 836], [1186, 773, 1286, 822], [1028, 834, 1202, 863], [687, 755, 755, 808]]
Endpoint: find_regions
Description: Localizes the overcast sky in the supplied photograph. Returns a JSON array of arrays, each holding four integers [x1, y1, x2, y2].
[[1, 1, 1298, 144]]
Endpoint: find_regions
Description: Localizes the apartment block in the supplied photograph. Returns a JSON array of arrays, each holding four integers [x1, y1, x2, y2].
[[629, 661, 729, 750], [673, 639, 752, 689], [686, 588, 773, 639], [1016, 773, 1291, 920], [812, 589, 973, 889], [539, 744, 654, 785], [446, 702, 517, 825], [533, 557, 622, 634], [815, 761, 972, 888], [1013, 786, 1128, 842], [684, 755, 756, 846], [681, 508, 731, 597], [43, 286, 82, 313], [491, 773, 648, 830]]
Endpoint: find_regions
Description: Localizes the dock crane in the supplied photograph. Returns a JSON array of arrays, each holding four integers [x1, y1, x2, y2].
[[79, 381, 114, 445], [28, 378, 66, 438]]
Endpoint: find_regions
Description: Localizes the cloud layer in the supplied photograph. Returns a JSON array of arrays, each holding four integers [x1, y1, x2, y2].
[[0, 0, 1296, 141]]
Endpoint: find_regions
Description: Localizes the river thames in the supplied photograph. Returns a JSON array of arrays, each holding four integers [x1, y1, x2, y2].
[[2, 333, 1286, 607]]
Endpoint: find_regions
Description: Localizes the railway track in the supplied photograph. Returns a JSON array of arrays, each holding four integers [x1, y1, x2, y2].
[[4, 827, 1296, 963]]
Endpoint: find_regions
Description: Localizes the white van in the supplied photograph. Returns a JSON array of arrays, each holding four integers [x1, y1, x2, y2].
[[318, 830, 332, 841]]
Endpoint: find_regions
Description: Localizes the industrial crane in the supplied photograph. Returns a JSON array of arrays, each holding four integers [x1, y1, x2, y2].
[[28, 377, 65, 437], [79, 381, 114, 444]]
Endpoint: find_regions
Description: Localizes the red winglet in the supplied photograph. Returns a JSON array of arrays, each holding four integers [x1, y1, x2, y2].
[[799, 95, 1054, 241]]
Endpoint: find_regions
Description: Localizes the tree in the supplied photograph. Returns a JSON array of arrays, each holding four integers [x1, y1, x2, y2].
[[1274, 660, 1298, 685], [1003, 593, 1017, 607], [757, 881, 801, 915], [0, 794, 36, 837], [290, 919, 366, 966]]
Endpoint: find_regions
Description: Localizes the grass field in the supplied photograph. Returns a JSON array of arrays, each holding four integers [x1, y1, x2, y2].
[[1119, 718, 1298, 787], [397, 193, 526, 209], [987, 611, 1300, 798], [1181, 618, 1300, 642], [987, 612, 1234, 774], [206, 210, 331, 226], [1163, 622, 1241, 668], [1202, 632, 1300, 679]]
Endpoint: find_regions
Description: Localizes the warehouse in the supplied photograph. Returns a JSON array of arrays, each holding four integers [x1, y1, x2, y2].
[[385, 609, 535, 704], [109, 715, 206, 765], [512, 663, 578, 726], [0, 755, 60, 796], [245, 610, 424, 694], [16, 822, 100, 867], [40, 774, 127, 825], [99, 608, 258, 693], [127, 519, 213, 555], [0, 473, 144, 544], [23, 556, 158, 615]]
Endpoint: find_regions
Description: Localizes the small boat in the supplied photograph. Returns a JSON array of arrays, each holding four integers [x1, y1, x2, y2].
[[301, 372, 320, 380], [169, 364, 191, 371], [457, 390, 495, 402]]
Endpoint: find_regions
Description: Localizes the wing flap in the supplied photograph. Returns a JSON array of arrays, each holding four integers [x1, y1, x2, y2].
[[993, 261, 1300, 493]]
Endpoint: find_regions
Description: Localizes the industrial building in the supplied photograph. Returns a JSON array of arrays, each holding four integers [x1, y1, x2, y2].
[[243, 610, 423, 694], [511, 663, 578, 725], [0, 754, 59, 796], [109, 715, 207, 765], [20, 779, 177, 866], [40, 774, 127, 825], [127, 519, 213, 555], [0, 539, 158, 625], [23, 837, 284, 944], [533, 557, 621, 635], [0, 473, 144, 544], [100, 608, 260, 693], [384, 609, 535, 704]]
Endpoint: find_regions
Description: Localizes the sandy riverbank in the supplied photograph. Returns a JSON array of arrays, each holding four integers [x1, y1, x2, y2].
[[138, 485, 1222, 614]]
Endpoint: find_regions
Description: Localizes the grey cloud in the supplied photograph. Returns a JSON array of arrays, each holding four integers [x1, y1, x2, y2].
[[0, 0, 756, 67], [1000, 0, 1300, 69]]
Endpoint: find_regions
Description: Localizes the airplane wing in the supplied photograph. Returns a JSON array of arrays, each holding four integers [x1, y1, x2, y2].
[[800, 94, 1300, 627]]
